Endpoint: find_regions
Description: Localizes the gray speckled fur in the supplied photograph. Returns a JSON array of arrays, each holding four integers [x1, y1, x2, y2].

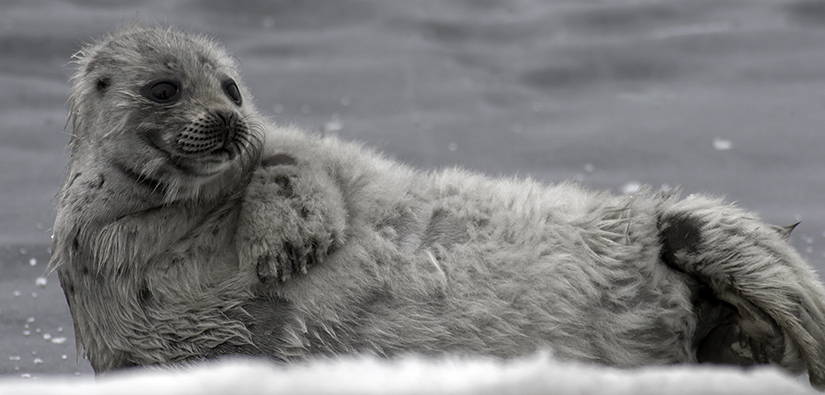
[[52, 26, 825, 389]]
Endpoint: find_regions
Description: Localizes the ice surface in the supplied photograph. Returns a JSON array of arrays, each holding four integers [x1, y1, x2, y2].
[[0, 355, 817, 395]]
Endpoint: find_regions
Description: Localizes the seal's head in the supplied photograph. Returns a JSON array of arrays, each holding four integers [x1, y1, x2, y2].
[[68, 26, 264, 204]]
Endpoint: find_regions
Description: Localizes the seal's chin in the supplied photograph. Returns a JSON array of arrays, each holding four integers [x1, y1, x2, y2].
[[170, 156, 235, 179]]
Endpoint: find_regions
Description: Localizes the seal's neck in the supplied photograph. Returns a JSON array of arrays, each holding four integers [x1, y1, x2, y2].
[[55, 174, 195, 271], [51, 151, 250, 273], [51, 164, 249, 372]]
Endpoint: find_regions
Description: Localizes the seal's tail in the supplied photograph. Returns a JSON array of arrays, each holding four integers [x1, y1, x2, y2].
[[658, 195, 825, 390]]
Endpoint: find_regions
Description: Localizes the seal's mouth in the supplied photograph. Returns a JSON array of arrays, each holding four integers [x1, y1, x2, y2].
[[142, 133, 234, 180], [168, 152, 235, 179]]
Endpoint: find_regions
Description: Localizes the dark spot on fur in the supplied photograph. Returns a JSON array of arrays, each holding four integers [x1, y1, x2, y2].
[[137, 285, 153, 307], [261, 154, 297, 167], [203, 298, 294, 359], [281, 243, 301, 275], [306, 241, 318, 266], [473, 217, 490, 229], [198, 54, 219, 69], [659, 213, 703, 270], [256, 255, 273, 283], [352, 287, 397, 327], [273, 175, 293, 197], [300, 207, 310, 219], [96, 77, 111, 92], [421, 208, 470, 249]]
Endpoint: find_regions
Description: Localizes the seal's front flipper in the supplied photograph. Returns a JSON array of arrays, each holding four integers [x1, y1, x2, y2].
[[237, 153, 347, 285]]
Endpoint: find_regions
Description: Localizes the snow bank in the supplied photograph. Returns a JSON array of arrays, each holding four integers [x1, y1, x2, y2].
[[0, 354, 816, 395]]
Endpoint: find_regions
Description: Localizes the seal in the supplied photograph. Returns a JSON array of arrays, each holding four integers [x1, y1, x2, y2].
[[52, 26, 825, 389]]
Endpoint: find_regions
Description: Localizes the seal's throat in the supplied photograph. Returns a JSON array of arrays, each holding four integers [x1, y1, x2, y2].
[[52, 192, 250, 371]]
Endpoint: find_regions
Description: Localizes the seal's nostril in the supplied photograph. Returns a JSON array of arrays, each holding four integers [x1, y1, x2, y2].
[[214, 110, 236, 147], [217, 112, 226, 124], [215, 110, 234, 127]]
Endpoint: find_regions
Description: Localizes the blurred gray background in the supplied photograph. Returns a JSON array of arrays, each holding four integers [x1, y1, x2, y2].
[[2, 0, 824, 378]]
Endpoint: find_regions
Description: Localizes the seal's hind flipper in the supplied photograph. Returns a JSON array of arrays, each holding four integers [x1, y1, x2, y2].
[[658, 196, 825, 390]]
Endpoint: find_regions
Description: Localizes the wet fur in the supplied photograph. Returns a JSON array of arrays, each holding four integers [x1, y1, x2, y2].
[[52, 26, 825, 389]]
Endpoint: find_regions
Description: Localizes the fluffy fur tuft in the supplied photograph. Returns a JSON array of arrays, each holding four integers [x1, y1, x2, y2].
[[52, 26, 825, 390]]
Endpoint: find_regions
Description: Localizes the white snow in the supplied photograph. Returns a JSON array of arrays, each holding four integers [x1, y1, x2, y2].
[[324, 121, 342, 133], [0, 354, 816, 395], [713, 138, 732, 151], [622, 182, 642, 195]]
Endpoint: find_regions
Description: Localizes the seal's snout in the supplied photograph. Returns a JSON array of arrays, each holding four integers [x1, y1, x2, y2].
[[176, 109, 247, 159]]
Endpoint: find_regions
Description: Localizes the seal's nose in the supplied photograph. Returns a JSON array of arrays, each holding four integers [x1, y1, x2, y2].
[[215, 110, 236, 148]]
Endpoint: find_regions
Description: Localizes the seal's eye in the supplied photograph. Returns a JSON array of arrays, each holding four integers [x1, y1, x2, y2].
[[141, 80, 181, 104], [222, 79, 242, 106]]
